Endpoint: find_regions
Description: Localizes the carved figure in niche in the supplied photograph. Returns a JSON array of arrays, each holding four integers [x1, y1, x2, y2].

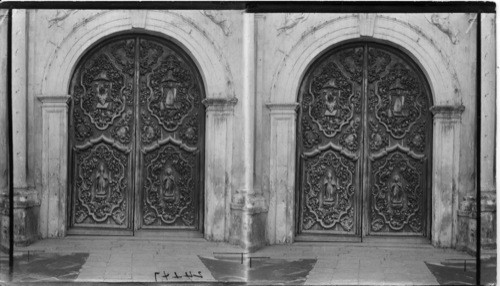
[[388, 174, 406, 210], [387, 78, 409, 118], [162, 167, 177, 202], [93, 71, 111, 110], [322, 79, 342, 121], [94, 163, 109, 198], [160, 70, 180, 110], [323, 170, 339, 206]]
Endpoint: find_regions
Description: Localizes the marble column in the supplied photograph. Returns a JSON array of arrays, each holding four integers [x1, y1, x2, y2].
[[266, 103, 298, 244], [12, 10, 27, 191], [38, 95, 70, 238], [0, 9, 9, 250], [11, 9, 37, 246], [202, 97, 237, 242], [480, 13, 496, 250], [430, 105, 465, 248], [230, 13, 267, 251]]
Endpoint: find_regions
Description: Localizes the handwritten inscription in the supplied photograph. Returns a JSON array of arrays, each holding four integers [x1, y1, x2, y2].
[[154, 271, 203, 281]]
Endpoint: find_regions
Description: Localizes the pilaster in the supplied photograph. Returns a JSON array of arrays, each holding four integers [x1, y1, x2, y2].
[[10, 9, 39, 246], [0, 9, 9, 251], [430, 105, 465, 247], [230, 13, 267, 251], [38, 95, 70, 238], [202, 97, 237, 241], [266, 103, 299, 244], [480, 13, 496, 250]]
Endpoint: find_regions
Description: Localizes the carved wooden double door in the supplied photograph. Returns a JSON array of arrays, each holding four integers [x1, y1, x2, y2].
[[297, 43, 432, 239], [68, 35, 205, 235]]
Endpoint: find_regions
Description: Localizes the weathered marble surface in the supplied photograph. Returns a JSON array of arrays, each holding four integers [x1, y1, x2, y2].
[[2, 10, 494, 251]]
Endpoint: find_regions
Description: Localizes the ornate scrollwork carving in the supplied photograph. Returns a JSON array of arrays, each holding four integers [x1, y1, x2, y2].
[[308, 61, 356, 138], [142, 143, 197, 226], [139, 39, 164, 75], [302, 150, 356, 231], [74, 142, 129, 226], [79, 54, 128, 131], [338, 47, 364, 84], [368, 118, 389, 151], [70, 36, 205, 232], [370, 151, 423, 233], [110, 39, 136, 77], [368, 48, 391, 83], [406, 120, 426, 153], [179, 113, 200, 146], [147, 55, 195, 132], [340, 117, 361, 152], [299, 44, 431, 237], [375, 62, 424, 139], [301, 117, 321, 149]]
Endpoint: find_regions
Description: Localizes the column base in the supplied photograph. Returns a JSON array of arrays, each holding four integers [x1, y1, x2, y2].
[[229, 192, 268, 251], [0, 189, 39, 250], [481, 191, 496, 250]]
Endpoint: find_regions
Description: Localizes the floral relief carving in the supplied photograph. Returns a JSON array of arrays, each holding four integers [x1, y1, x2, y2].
[[370, 151, 423, 233], [308, 61, 356, 138], [367, 48, 391, 83], [74, 143, 128, 226], [338, 47, 364, 84], [147, 54, 195, 132], [406, 120, 427, 153], [299, 44, 431, 237], [302, 150, 356, 232], [110, 39, 136, 77], [142, 144, 197, 226], [368, 118, 389, 151], [375, 62, 423, 139], [79, 53, 128, 131], [70, 36, 205, 231]]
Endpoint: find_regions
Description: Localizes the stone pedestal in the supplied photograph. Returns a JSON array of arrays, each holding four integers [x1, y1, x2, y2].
[[38, 95, 70, 238], [480, 192, 496, 249], [202, 98, 237, 241], [456, 195, 477, 255], [430, 105, 464, 247], [480, 13, 496, 252], [266, 103, 298, 244]]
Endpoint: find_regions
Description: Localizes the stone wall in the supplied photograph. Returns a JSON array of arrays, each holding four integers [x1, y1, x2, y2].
[[3, 10, 495, 251], [21, 9, 247, 244], [0, 9, 9, 250], [258, 13, 480, 247]]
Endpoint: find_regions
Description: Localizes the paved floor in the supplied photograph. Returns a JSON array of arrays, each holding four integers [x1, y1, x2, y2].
[[0, 237, 476, 285], [253, 242, 474, 285]]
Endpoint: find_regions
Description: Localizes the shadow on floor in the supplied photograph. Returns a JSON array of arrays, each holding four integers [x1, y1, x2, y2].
[[0, 252, 88, 282], [480, 256, 496, 286], [425, 260, 476, 285], [199, 255, 316, 285]]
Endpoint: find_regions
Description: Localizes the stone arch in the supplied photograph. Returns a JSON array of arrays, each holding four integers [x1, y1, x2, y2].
[[266, 15, 462, 246], [38, 11, 237, 241], [269, 15, 460, 106], [40, 10, 234, 99]]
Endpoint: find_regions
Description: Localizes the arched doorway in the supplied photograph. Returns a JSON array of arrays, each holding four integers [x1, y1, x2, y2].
[[68, 34, 205, 236], [296, 42, 432, 241]]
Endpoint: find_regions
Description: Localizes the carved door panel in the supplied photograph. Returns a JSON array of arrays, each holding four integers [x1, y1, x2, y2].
[[69, 35, 204, 234], [298, 44, 364, 236], [365, 45, 430, 236], [297, 43, 431, 239], [69, 36, 136, 233], [136, 37, 204, 230]]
